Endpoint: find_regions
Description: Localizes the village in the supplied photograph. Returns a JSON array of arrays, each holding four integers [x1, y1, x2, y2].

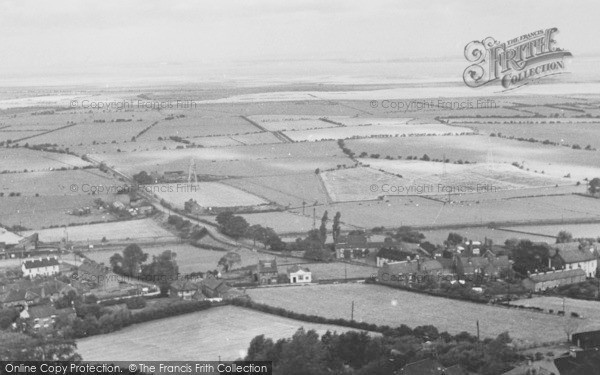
[[3, 209, 600, 374]]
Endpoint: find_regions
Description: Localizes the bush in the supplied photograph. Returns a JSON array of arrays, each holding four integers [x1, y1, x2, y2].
[[125, 297, 147, 310]]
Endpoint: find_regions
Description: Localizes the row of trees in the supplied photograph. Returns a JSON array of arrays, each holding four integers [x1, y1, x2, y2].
[[245, 326, 521, 375], [215, 212, 285, 251]]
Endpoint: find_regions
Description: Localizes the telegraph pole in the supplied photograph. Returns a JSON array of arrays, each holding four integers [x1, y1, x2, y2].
[[476, 320, 480, 341]]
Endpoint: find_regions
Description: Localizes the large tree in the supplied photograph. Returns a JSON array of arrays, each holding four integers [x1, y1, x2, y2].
[[0, 331, 81, 361], [221, 216, 250, 238], [511, 240, 552, 275], [332, 212, 341, 244], [556, 230, 574, 244], [246, 224, 268, 247], [121, 243, 148, 277], [141, 250, 179, 294], [218, 252, 242, 272], [589, 177, 600, 196], [319, 211, 328, 244]]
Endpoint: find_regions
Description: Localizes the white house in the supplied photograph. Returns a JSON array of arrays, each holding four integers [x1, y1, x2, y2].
[[551, 242, 598, 278], [21, 257, 60, 278], [287, 265, 312, 284]]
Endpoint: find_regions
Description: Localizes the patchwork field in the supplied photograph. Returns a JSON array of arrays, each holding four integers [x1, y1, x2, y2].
[[23, 218, 174, 243], [223, 172, 330, 207], [247, 283, 577, 343], [290, 194, 600, 229], [283, 123, 473, 142], [448, 121, 600, 150], [77, 305, 365, 361], [26, 120, 152, 146], [346, 135, 600, 181], [0, 168, 118, 197], [509, 297, 600, 332], [0, 195, 116, 229], [91, 141, 346, 176], [501, 223, 600, 239], [137, 115, 259, 140], [147, 182, 269, 209], [247, 115, 339, 131], [0, 148, 91, 172]]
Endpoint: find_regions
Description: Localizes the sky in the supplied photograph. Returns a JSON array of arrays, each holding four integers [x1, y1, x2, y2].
[[0, 0, 598, 85]]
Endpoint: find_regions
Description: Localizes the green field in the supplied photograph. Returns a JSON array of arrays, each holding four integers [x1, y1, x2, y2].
[[76, 305, 365, 361], [247, 283, 577, 344], [23, 218, 175, 243]]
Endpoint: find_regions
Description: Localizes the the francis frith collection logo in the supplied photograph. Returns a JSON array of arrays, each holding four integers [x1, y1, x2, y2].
[[463, 27, 572, 90]]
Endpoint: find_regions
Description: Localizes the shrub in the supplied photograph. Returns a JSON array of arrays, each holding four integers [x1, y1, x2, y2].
[[125, 297, 147, 310]]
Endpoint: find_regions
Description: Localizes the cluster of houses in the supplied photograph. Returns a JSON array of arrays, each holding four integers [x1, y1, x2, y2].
[[360, 230, 600, 293], [169, 277, 238, 301], [251, 259, 312, 285]]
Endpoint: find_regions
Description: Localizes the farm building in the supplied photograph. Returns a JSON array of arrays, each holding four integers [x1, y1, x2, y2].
[[554, 348, 600, 375], [522, 268, 586, 292], [550, 242, 598, 278], [1, 232, 43, 259], [76, 260, 119, 291], [454, 253, 511, 278], [376, 243, 425, 267], [335, 233, 369, 259], [21, 256, 60, 278], [287, 265, 312, 284], [377, 259, 443, 286], [253, 259, 279, 285], [170, 280, 201, 300], [200, 277, 232, 298], [0, 228, 23, 246]]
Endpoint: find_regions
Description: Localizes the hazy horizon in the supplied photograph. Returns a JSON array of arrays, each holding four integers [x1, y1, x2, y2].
[[1, 0, 599, 87]]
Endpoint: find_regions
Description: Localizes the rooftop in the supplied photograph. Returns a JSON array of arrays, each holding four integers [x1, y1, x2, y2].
[[528, 268, 586, 282], [22, 257, 59, 270]]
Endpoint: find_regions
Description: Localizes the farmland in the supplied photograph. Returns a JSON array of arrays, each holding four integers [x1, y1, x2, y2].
[[0, 195, 115, 229], [223, 172, 330, 207], [0, 148, 91, 172], [345, 134, 600, 181], [136, 115, 259, 140], [0, 168, 119, 197], [289, 193, 600, 230], [147, 182, 269, 209], [282, 123, 473, 142], [91, 140, 347, 176], [77, 305, 365, 361], [84, 242, 307, 274], [22, 218, 174, 243], [247, 115, 339, 131], [420, 227, 553, 246], [509, 297, 600, 332], [447, 120, 600, 150], [247, 283, 577, 343], [500, 223, 600, 239]]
